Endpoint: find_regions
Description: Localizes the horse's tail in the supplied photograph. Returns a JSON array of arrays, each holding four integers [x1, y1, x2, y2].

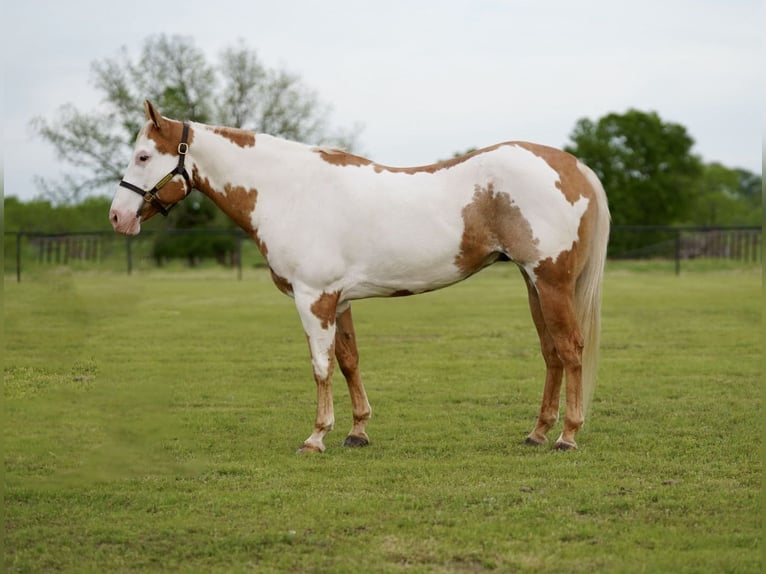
[[575, 164, 610, 418]]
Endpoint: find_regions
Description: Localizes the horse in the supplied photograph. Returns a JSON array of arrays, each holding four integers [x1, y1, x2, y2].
[[110, 100, 610, 452]]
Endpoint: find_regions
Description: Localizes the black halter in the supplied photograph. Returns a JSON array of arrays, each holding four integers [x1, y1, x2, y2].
[[119, 122, 192, 217]]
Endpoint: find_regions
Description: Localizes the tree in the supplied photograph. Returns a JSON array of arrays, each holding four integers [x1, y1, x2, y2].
[[32, 34, 361, 204], [565, 109, 703, 226], [687, 163, 762, 226], [4, 195, 114, 234], [151, 191, 236, 267], [733, 168, 762, 217], [217, 40, 351, 143]]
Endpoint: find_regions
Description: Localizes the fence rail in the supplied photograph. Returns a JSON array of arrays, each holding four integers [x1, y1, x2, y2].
[[5, 229, 257, 283], [4, 225, 762, 282], [608, 225, 761, 274]]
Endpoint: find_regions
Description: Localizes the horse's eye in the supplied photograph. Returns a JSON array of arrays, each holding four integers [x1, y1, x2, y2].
[[139, 154, 150, 162]]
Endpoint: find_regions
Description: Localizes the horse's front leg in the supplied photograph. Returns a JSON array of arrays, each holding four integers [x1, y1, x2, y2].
[[295, 289, 341, 454], [335, 303, 372, 447]]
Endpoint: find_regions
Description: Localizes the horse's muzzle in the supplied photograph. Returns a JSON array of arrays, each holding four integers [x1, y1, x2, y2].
[[109, 208, 141, 236]]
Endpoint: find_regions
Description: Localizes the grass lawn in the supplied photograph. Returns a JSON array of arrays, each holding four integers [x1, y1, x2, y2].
[[3, 262, 762, 573]]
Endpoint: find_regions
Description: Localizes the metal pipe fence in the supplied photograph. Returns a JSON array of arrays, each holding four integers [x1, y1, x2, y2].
[[5, 229, 260, 282], [608, 225, 761, 275], [4, 225, 761, 282]]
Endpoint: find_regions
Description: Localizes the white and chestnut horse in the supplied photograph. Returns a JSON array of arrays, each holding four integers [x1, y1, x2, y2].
[[110, 101, 610, 452]]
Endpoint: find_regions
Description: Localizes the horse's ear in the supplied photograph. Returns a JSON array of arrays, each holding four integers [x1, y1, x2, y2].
[[144, 100, 167, 131]]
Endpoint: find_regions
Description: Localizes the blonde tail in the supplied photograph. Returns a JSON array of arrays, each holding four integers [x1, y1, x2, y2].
[[575, 164, 610, 418]]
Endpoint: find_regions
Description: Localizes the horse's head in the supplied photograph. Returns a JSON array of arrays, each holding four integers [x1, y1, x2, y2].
[[109, 100, 193, 235]]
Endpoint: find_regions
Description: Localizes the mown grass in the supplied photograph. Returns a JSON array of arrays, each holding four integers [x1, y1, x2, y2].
[[4, 262, 762, 573]]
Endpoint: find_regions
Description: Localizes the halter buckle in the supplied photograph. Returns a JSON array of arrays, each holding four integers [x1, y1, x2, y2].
[[178, 142, 189, 155]]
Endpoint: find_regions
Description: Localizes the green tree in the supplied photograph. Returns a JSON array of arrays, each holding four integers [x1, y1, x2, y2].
[[688, 163, 762, 225], [217, 40, 355, 143], [32, 34, 361, 205], [4, 196, 113, 233], [151, 191, 237, 266], [733, 168, 762, 218], [565, 109, 703, 226]]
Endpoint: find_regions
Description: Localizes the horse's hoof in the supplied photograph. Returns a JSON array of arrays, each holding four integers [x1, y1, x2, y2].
[[524, 435, 546, 446], [343, 435, 369, 448], [553, 440, 577, 451], [296, 443, 325, 454]]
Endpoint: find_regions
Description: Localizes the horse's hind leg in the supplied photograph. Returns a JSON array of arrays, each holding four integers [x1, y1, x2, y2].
[[534, 274, 585, 449], [335, 304, 372, 447], [522, 272, 564, 446]]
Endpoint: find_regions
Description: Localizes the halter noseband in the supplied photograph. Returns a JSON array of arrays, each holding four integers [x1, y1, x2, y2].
[[119, 122, 192, 217]]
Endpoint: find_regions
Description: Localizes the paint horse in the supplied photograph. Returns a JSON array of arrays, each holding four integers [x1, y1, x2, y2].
[[110, 101, 610, 452]]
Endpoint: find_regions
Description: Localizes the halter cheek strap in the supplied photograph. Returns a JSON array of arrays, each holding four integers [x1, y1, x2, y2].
[[119, 122, 192, 217]]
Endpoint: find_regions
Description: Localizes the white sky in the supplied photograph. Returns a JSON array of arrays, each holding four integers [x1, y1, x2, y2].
[[3, 0, 763, 201]]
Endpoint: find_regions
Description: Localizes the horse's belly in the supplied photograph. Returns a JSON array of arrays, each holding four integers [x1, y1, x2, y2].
[[342, 249, 473, 300]]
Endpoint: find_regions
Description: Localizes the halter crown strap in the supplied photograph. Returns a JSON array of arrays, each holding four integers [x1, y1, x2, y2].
[[119, 122, 192, 217]]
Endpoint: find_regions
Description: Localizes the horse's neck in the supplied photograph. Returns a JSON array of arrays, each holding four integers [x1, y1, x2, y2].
[[195, 127, 307, 182], [191, 125, 307, 231]]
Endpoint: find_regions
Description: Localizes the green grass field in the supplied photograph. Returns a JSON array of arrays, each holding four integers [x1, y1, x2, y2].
[[4, 262, 762, 573]]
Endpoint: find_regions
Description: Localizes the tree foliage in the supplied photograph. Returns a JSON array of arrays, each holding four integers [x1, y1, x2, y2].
[[32, 35, 360, 204], [151, 191, 236, 266], [217, 41, 334, 142], [688, 163, 762, 226], [4, 195, 114, 233], [565, 109, 761, 227], [565, 109, 704, 226]]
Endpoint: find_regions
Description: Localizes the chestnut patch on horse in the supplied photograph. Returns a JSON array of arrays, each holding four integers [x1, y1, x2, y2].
[[211, 126, 256, 148], [311, 291, 341, 329], [513, 142, 589, 206], [146, 121, 195, 156], [390, 289, 415, 297], [314, 148, 373, 168], [455, 183, 540, 273], [192, 167, 268, 256], [270, 269, 293, 296], [154, 180, 188, 206], [534, 247, 577, 286]]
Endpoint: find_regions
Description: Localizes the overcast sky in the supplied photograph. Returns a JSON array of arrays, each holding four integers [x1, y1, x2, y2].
[[3, 0, 763, 201]]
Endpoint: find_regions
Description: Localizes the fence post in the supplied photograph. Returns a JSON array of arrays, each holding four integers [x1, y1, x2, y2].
[[674, 229, 681, 276]]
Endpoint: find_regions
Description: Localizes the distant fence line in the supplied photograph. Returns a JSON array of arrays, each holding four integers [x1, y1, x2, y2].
[[4, 225, 762, 282], [5, 229, 255, 283], [608, 225, 761, 274]]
